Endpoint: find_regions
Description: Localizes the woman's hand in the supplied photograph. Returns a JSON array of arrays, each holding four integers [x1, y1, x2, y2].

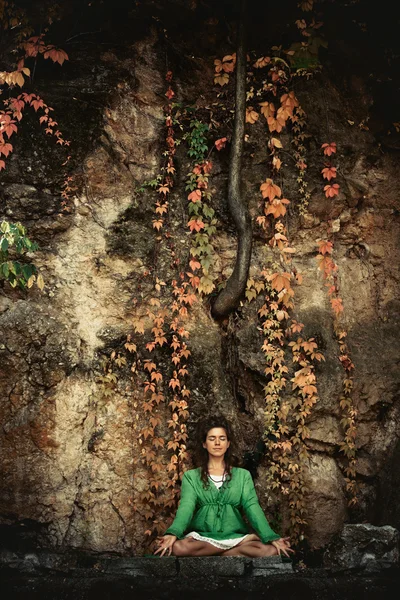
[[153, 534, 177, 557], [271, 537, 295, 558]]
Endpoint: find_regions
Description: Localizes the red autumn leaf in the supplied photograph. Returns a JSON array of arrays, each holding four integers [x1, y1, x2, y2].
[[44, 48, 69, 65], [215, 137, 227, 151], [31, 98, 45, 111], [324, 183, 340, 198], [189, 259, 201, 271], [260, 178, 281, 201], [321, 142, 337, 156], [321, 166, 337, 180], [318, 240, 333, 255], [203, 160, 213, 173], [331, 297, 344, 315], [187, 219, 205, 232], [188, 189, 202, 203], [0, 142, 13, 157], [0, 160, 5, 170], [265, 199, 288, 218], [165, 87, 175, 100]]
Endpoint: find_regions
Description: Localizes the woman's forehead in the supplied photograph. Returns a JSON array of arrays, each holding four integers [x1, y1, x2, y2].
[[206, 427, 227, 437]]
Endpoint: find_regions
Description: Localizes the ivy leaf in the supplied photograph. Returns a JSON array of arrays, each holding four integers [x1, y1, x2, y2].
[[321, 142, 337, 156], [321, 166, 337, 181], [187, 219, 205, 232], [318, 240, 333, 255], [324, 183, 340, 198], [188, 189, 201, 203], [260, 178, 281, 201], [259, 101, 275, 119], [198, 275, 215, 294], [214, 73, 229, 86], [246, 107, 259, 124], [215, 137, 227, 151]]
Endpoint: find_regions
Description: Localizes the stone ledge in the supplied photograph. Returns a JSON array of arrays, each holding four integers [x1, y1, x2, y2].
[[0, 551, 293, 578], [2, 549, 400, 600]]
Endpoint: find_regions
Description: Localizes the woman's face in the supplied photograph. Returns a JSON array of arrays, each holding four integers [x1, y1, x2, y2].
[[203, 427, 230, 459]]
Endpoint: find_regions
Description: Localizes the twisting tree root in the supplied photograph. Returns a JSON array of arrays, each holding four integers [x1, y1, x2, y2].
[[211, 0, 252, 320]]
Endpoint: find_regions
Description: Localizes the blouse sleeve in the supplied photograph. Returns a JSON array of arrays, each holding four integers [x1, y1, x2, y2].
[[164, 471, 197, 539], [241, 470, 280, 544]]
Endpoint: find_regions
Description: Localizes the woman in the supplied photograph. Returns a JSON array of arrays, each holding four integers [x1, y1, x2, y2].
[[154, 416, 294, 558]]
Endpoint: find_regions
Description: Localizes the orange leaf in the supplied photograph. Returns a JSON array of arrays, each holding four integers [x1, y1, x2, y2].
[[265, 199, 288, 218], [152, 219, 163, 230], [272, 156, 282, 170], [318, 240, 333, 255], [324, 183, 340, 198], [187, 219, 205, 232], [0, 142, 13, 157], [331, 297, 344, 315], [246, 107, 259, 124], [260, 178, 281, 201], [270, 272, 291, 292], [259, 101, 275, 119], [189, 259, 201, 271], [253, 56, 271, 68], [188, 189, 202, 203], [321, 166, 337, 181], [321, 142, 337, 156], [214, 73, 229, 86], [215, 137, 227, 151]]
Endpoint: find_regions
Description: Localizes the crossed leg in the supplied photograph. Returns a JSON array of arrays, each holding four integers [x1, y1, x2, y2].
[[220, 540, 278, 557], [172, 534, 279, 558], [172, 537, 223, 556]]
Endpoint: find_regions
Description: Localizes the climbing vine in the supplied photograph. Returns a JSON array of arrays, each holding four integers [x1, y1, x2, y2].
[[316, 140, 357, 505]]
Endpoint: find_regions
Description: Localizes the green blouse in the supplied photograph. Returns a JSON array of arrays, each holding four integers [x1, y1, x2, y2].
[[164, 467, 280, 544]]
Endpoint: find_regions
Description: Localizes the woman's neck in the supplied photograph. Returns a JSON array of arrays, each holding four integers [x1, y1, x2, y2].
[[207, 459, 225, 471]]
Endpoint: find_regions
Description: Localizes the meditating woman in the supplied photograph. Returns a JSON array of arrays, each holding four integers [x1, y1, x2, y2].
[[154, 416, 294, 558]]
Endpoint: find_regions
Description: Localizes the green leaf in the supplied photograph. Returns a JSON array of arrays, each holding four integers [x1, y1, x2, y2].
[[1, 262, 9, 278], [22, 264, 34, 281]]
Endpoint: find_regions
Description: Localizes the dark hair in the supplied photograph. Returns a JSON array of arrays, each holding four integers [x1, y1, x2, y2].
[[191, 415, 239, 488]]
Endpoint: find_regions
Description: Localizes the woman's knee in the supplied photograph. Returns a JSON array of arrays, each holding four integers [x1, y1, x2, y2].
[[261, 543, 279, 556], [171, 539, 189, 557]]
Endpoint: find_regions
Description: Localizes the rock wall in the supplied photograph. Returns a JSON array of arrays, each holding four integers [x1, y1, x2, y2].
[[1, 1, 400, 554]]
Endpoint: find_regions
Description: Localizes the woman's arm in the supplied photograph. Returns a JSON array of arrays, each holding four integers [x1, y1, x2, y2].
[[163, 471, 197, 538], [241, 470, 280, 544]]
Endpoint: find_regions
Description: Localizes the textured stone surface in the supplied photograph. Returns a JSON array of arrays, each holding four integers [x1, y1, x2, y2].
[[323, 524, 400, 572]]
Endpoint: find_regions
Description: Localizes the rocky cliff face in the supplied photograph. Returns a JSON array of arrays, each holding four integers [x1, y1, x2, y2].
[[0, 0, 399, 555]]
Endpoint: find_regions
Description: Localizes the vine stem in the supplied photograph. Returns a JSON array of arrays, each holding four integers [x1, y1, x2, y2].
[[211, 0, 252, 319]]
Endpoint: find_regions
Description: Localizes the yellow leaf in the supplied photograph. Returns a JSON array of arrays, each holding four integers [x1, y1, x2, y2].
[[214, 73, 229, 86], [271, 137, 283, 148], [37, 273, 45, 290]]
